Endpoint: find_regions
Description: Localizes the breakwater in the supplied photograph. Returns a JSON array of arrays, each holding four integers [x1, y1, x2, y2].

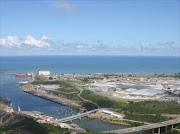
[[0, 72, 18, 75], [23, 90, 82, 110]]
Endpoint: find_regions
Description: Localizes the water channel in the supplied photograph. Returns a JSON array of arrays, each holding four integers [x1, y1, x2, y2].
[[0, 74, 151, 133]]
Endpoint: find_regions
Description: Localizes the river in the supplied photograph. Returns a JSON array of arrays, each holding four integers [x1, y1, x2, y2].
[[0, 74, 151, 133]]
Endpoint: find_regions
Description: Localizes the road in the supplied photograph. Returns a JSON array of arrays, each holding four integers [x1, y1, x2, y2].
[[104, 118, 180, 134]]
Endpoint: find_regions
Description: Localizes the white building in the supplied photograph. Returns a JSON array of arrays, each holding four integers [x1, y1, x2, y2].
[[139, 78, 144, 82], [38, 71, 50, 76]]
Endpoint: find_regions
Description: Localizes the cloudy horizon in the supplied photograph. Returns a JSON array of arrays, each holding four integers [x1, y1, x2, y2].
[[0, 0, 179, 56]]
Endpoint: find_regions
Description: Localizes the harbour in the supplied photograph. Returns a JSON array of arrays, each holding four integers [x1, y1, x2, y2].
[[0, 74, 132, 132], [0, 0, 180, 132]]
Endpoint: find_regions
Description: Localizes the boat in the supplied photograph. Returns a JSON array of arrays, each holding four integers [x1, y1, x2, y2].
[[15, 74, 31, 77]]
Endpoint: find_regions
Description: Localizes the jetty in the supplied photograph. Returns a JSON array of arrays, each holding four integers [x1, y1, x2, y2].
[[0, 72, 18, 75], [103, 118, 180, 134]]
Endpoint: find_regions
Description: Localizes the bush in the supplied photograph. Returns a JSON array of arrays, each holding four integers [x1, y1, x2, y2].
[[124, 113, 175, 123], [81, 89, 125, 109], [0, 118, 70, 134], [124, 101, 180, 114]]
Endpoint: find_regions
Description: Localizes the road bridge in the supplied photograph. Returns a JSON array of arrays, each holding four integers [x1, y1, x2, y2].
[[103, 118, 180, 134], [53, 109, 99, 123]]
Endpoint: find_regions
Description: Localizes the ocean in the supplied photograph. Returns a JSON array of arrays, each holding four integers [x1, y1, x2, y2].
[[0, 55, 179, 74], [0, 55, 168, 133]]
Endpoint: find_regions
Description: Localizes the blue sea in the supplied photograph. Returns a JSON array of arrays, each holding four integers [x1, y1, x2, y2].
[[0, 55, 169, 133], [0, 56, 179, 74]]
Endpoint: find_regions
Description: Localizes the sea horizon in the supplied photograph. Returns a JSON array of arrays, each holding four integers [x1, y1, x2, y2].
[[0, 55, 179, 57], [0, 55, 179, 75]]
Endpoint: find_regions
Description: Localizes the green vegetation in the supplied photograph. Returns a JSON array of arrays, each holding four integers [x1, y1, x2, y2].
[[81, 89, 125, 109], [81, 88, 180, 115], [80, 132, 113, 134], [34, 75, 48, 81], [175, 124, 180, 129], [124, 113, 175, 123], [123, 101, 180, 114], [31, 79, 82, 102], [80, 78, 93, 83], [124, 121, 144, 127], [31, 79, 69, 86], [143, 74, 180, 79], [0, 118, 70, 134], [50, 90, 82, 104], [0, 103, 4, 110], [55, 87, 78, 93], [29, 78, 180, 124], [83, 102, 97, 111], [163, 130, 180, 134], [80, 88, 180, 124]]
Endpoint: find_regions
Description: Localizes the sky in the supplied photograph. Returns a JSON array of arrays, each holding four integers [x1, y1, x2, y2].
[[0, 0, 180, 56]]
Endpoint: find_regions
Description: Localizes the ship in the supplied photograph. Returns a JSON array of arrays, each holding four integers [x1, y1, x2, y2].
[[15, 74, 32, 77]]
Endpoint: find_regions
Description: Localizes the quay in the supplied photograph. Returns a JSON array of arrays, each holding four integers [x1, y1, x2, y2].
[[23, 90, 82, 110], [103, 118, 180, 134], [53, 109, 99, 123]]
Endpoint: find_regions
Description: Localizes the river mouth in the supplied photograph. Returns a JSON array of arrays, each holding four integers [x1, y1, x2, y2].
[[0, 74, 151, 133]]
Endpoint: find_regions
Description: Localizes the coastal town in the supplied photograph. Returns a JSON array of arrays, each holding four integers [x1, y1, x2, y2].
[[18, 69, 180, 102], [1, 0, 180, 133], [0, 70, 180, 133]]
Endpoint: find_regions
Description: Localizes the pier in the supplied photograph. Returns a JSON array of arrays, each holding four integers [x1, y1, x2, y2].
[[53, 109, 99, 123], [103, 118, 180, 134]]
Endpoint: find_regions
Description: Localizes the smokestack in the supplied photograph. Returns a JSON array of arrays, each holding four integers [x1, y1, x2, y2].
[[37, 69, 40, 75]]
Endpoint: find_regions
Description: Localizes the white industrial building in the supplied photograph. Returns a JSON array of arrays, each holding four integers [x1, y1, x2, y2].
[[38, 69, 50, 76], [102, 110, 122, 118]]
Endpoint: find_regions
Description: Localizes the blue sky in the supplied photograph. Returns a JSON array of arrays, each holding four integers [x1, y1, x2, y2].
[[0, 0, 180, 56]]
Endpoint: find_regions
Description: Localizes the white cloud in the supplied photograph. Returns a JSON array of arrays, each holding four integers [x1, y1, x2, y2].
[[167, 44, 180, 51], [0, 36, 21, 47], [158, 41, 175, 46], [140, 42, 150, 51], [0, 35, 51, 48], [57, 40, 93, 52], [54, 1, 76, 13], [0, 38, 7, 46], [77, 45, 92, 49], [1, 36, 179, 56], [58, 40, 68, 45], [23, 35, 51, 48], [41, 35, 48, 40]]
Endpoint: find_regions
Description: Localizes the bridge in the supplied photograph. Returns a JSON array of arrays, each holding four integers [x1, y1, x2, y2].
[[103, 118, 180, 134], [53, 109, 99, 123]]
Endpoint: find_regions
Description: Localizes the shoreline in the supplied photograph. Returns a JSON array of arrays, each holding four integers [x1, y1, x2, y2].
[[22, 89, 82, 110], [91, 116, 131, 126], [1, 72, 180, 76]]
